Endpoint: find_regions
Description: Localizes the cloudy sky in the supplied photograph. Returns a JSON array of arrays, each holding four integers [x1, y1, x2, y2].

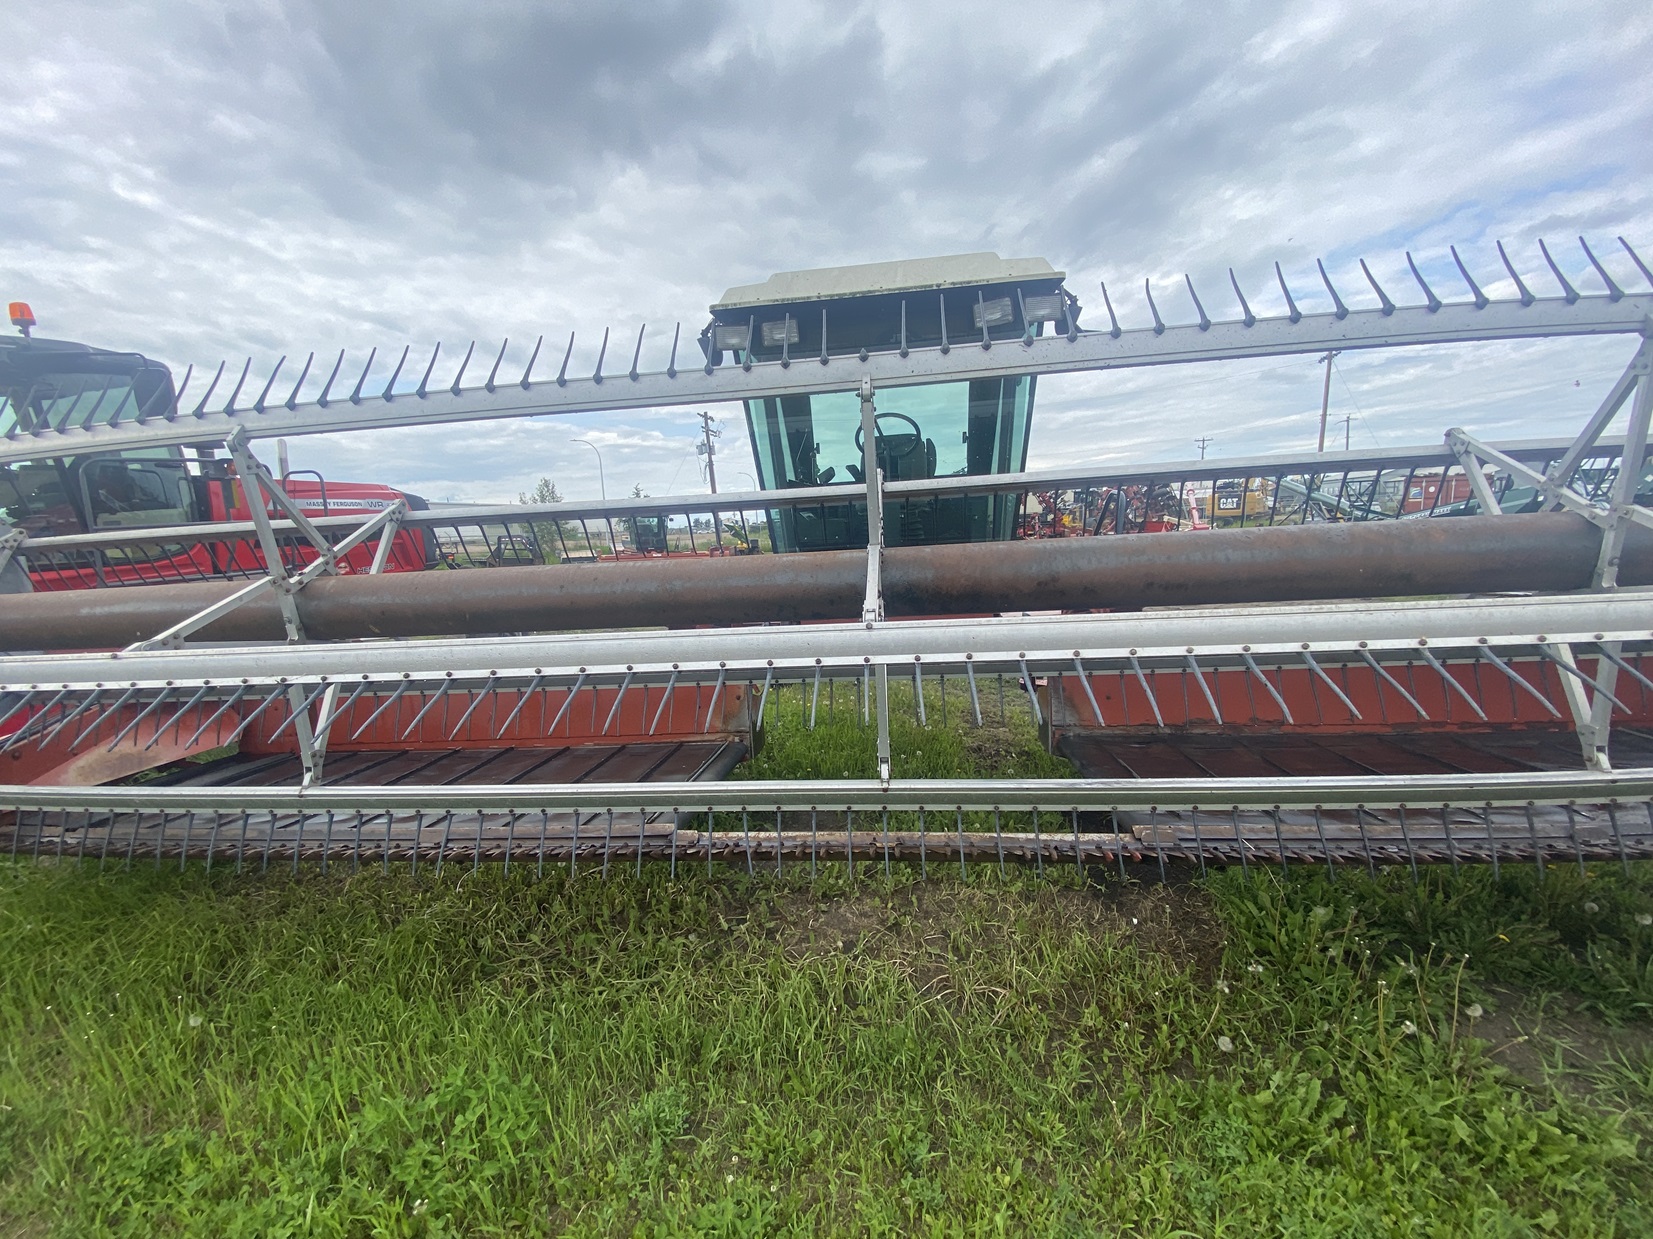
[[3, 1, 1651, 503]]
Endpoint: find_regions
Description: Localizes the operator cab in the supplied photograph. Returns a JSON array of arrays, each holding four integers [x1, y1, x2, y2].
[[0, 333, 197, 537], [702, 254, 1078, 551]]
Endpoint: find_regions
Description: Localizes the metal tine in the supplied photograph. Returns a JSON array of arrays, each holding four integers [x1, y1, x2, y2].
[[1538, 239, 1580, 303], [191, 361, 225, 417], [143, 682, 216, 751], [1071, 657, 1105, 725], [449, 341, 476, 395], [666, 324, 680, 379], [105, 687, 178, 751], [545, 672, 588, 736], [182, 684, 250, 749], [37, 688, 105, 749], [316, 677, 373, 739], [1450, 245, 1489, 308], [485, 339, 508, 392], [284, 352, 315, 409], [1273, 263, 1302, 322], [166, 364, 193, 421], [557, 332, 576, 385], [398, 677, 457, 740], [1127, 654, 1166, 727], [1184, 276, 1211, 330], [347, 347, 378, 404], [1301, 651, 1361, 719], [1496, 241, 1535, 306], [964, 657, 984, 726], [1418, 647, 1488, 720], [224, 683, 290, 744], [1358, 649, 1429, 719], [315, 350, 346, 407], [913, 662, 927, 725], [1620, 237, 1653, 290], [415, 343, 441, 398], [808, 664, 822, 729], [267, 680, 334, 741], [976, 292, 992, 350], [519, 335, 544, 388], [1184, 655, 1222, 722], [593, 328, 610, 383], [252, 356, 287, 413], [1596, 645, 1653, 695], [350, 677, 413, 739], [756, 666, 775, 725], [1098, 280, 1122, 337], [1359, 260, 1395, 315], [1143, 280, 1166, 334], [628, 324, 646, 381], [499, 673, 547, 736], [1578, 237, 1624, 301], [1, 687, 72, 751], [1018, 289, 1034, 346], [74, 375, 117, 431], [600, 671, 633, 736], [703, 665, 727, 729], [1228, 270, 1256, 326], [1316, 260, 1349, 319], [128, 376, 178, 429], [937, 295, 949, 354], [648, 670, 678, 735], [380, 345, 409, 400], [106, 377, 147, 429], [1538, 646, 1629, 712], [1405, 253, 1442, 312], [444, 674, 497, 741], [221, 358, 252, 414], [71, 685, 139, 748], [899, 300, 909, 356], [1241, 653, 1294, 723], [1476, 646, 1560, 717], [1017, 657, 1042, 726]]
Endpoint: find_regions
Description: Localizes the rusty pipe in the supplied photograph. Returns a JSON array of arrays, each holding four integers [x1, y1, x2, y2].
[[1, 514, 1646, 652]]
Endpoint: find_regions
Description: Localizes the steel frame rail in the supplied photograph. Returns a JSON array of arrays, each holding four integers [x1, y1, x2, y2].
[[1, 240, 1647, 467]]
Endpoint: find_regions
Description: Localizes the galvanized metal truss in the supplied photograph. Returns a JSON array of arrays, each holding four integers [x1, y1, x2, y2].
[[7, 432, 1635, 591], [6, 236, 1653, 878], [1, 238, 1648, 467]]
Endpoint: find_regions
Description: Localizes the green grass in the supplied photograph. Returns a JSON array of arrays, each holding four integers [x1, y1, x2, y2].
[[2, 696, 1652, 1235]]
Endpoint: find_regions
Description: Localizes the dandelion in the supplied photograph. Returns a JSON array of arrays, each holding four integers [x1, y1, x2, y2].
[[1466, 1003, 1484, 1019], [1216, 1035, 1235, 1053], [726, 1173, 735, 1183], [188, 1014, 203, 1029], [1636, 914, 1652, 927], [1130, 917, 1139, 926], [1584, 901, 1600, 914], [1246, 963, 1263, 974], [1215, 980, 1231, 994], [411, 1200, 428, 1217], [1401, 1020, 1417, 1036]]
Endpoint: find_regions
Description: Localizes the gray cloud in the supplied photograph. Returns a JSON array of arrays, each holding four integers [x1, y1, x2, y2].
[[2, 1, 1650, 503]]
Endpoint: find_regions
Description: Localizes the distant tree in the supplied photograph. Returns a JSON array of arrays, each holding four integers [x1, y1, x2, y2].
[[519, 477, 563, 505], [629, 483, 649, 499], [518, 476, 564, 563]]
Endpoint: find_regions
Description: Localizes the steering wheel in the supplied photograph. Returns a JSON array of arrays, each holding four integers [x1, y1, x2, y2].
[[853, 411, 923, 458]]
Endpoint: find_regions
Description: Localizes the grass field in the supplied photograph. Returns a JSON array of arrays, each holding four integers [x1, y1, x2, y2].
[[2, 697, 1652, 1235]]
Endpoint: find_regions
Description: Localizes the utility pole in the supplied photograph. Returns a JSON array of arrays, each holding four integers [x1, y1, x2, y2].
[[1317, 351, 1340, 453], [1340, 412, 1354, 451], [1194, 436, 1213, 460], [697, 411, 723, 548], [698, 411, 719, 493]]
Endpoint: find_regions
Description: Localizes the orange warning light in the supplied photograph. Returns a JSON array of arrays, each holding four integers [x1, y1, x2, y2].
[[8, 302, 35, 331]]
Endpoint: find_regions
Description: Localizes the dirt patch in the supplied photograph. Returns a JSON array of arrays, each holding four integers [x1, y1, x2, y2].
[[1471, 985, 1653, 1092], [763, 880, 1226, 981]]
